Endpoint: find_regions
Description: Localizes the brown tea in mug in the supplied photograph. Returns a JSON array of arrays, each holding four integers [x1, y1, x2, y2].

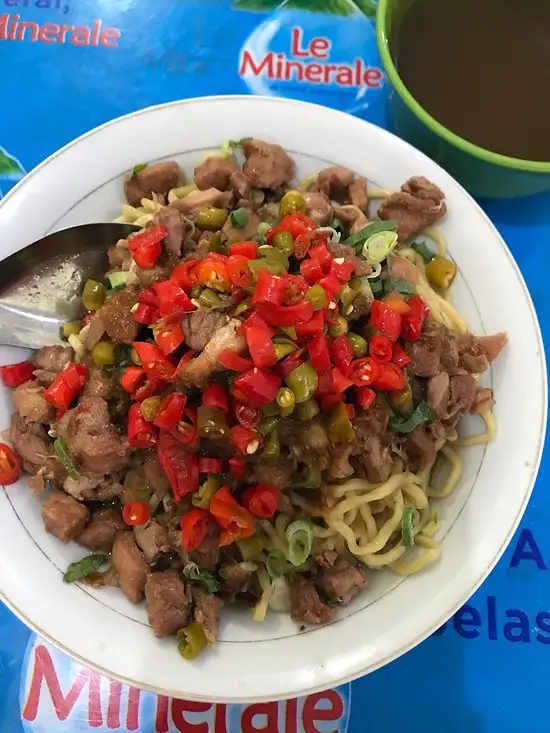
[[393, 0, 550, 161]]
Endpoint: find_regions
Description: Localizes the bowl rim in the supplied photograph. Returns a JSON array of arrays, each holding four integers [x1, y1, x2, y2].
[[376, 0, 550, 174], [0, 94, 546, 702]]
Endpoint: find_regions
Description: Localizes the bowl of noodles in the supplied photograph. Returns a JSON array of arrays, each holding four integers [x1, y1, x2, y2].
[[0, 96, 545, 702]]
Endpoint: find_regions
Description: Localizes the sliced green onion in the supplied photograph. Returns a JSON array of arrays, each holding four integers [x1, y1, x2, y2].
[[402, 507, 415, 549], [390, 401, 433, 434], [107, 271, 129, 290], [294, 464, 322, 489], [384, 278, 416, 296], [230, 207, 249, 228], [286, 519, 314, 567], [183, 563, 220, 593], [362, 230, 398, 264], [266, 550, 289, 579], [410, 241, 436, 263], [344, 219, 398, 252], [130, 163, 147, 178], [330, 217, 343, 232], [63, 553, 109, 583], [257, 221, 270, 242], [54, 437, 79, 480]]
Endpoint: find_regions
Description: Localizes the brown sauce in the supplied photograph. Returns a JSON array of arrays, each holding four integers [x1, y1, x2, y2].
[[393, 0, 550, 161]]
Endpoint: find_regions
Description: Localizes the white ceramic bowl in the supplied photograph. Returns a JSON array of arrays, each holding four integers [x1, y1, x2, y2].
[[0, 96, 545, 702]]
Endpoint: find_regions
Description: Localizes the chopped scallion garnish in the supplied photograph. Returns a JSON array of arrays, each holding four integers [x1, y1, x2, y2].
[[230, 207, 249, 228], [402, 507, 415, 549], [130, 163, 147, 178], [389, 401, 433, 434], [286, 519, 314, 567], [54, 437, 79, 480], [410, 241, 436, 263], [344, 219, 398, 252]]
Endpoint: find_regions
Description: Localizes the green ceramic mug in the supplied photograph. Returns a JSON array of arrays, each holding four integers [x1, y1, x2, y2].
[[376, 0, 550, 198]]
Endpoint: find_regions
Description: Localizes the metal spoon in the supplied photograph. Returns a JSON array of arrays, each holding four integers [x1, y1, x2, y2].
[[0, 223, 139, 350]]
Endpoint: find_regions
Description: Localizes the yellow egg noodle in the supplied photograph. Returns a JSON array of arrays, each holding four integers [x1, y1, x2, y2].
[[110, 175, 496, 619]]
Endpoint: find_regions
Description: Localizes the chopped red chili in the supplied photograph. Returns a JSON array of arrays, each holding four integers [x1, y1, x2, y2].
[[300, 258, 324, 285], [153, 280, 194, 317], [235, 404, 262, 431], [369, 334, 393, 364], [122, 501, 151, 527], [181, 507, 213, 553], [401, 295, 430, 342], [234, 368, 282, 406], [230, 424, 263, 455], [120, 366, 147, 395], [241, 484, 280, 519], [203, 383, 229, 412], [266, 212, 316, 245], [307, 334, 331, 373], [216, 349, 255, 373], [153, 393, 187, 431], [198, 457, 224, 474], [0, 443, 21, 485], [155, 322, 185, 355], [157, 430, 199, 502], [128, 403, 158, 449], [392, 342, 412, 369], [229, 456, 246, 479], [133, 303, 158, 326], [349, 357, 380, 387], [227, 255, 252, 288], [330, 336, 354, 377], [374, 362, 406, 391], [170, 260, 200, 293], [229, 240, 258, 259], [331, 366, 354, 394], [128, 226, 166, 270], [369, 300, 403, 342], [245, 322, 277, 369], [0, 361, 35, 388], [210, 485, 256, 546], [132, 342, 175, 381], [357, 386, 376, 411], [330, 259, 355, 283]]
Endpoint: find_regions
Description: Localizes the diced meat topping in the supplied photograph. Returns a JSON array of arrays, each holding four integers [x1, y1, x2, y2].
[[134, 520, 171, 562], [316, 556, 367, 604], [352, 400, 393, 483], [192, 588, 223, 645], [333, 204, 369, 235], [290, 575, 336, 625], [194, 156, 240, 191], [180, 318, 245, 387], [96, 286, 139, 344], [378, 176, 446, 241], [65, 397, 131, 474], [112, 531, 148, 604], [33, 346, 72, 373], [12, 381, 55, 424], [317, 166, 368, 210], [145, 572, 190, 638], [303, 191, 333, 226], [222, 208, 260, 241], [242, 139, 295, 189], [245, 457, 294, 491], [328, 241, 371, 278], [124, 161, 180, 207], [181, 310, 229, 352], [41, 491, 89, 544], [153, 206, 183, 257], [107, 242, 132, 271], [76, 507, 125, 553], [10, 414, 52, 474]]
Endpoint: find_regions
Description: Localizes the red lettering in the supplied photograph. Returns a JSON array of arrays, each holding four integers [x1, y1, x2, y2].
[[58, 24, 73, 43], [364, 67, 383, 88], [239, 50, 273, 78], [107, 681, 122, 729], [91, 17, 102, 45], [291, 27, 309, 57], [70, 25, 90, 46], [16, 20, 38, 41], [214, 704, 228, 733], [335, 67, 354, 86], [39, 22, 60, 43], [241, 702, 279, 733], [155, 695, 170, 733], [302, 690, 344, 733], [304, 63, 323, 83], [127, 687, 141, 730], [100, 27, 120, 48], [22, 645, 103, 726], [322, 64, 338, 84], [8, 13, 19, 40], [284, 60, 304, 82], [310, 37, 330, 59], [171, 700, 211, 733], [285, 698, 298, 733], [0, 14, 8, 40]]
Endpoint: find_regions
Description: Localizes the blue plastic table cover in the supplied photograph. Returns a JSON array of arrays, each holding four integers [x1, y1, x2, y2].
[[1, 2, 549, 731]]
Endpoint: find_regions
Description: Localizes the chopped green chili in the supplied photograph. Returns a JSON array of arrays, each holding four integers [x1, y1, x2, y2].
[[177, 621, 208, 661], [192, 476, 220, 510], [285, 362, 318, 404]]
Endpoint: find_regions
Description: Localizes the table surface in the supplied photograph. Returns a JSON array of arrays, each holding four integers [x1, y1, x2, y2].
[[1, 2, 549, 731]]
